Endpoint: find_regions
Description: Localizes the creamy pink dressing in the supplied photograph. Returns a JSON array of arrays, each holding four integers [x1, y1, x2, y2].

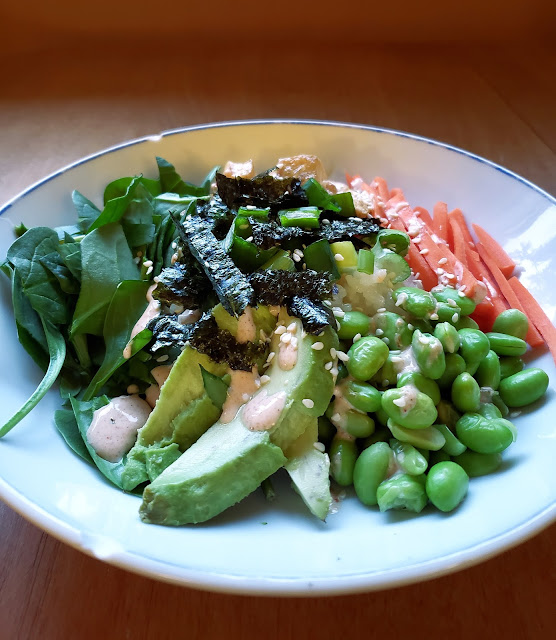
[[220, 368, 260, 423], [145, 385, 160, 408], [236, 307, 256, 344], [123, 285, 159, 359], [151, 364, 172, 387], [278, 341, 298, 371], [242, 390, 287, 431], [87, 395, 151, 462]]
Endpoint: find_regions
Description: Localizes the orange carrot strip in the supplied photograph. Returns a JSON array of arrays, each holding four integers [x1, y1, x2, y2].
[[373, 176, 390, 206], [449, 217, 469, 268], [447, 208, 474, 248], [472, 223, 516, 278], [432, 202, 449, 245], [509, 277, 556, 364], [406, 244, 438, 290], [471, 296, 507, 333], [475, 243, 543, 347], [389, 187, 403, 199], [414, 206, 434, 229]]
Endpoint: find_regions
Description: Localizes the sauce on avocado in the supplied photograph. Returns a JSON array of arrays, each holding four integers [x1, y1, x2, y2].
[[242, 390, 287, 431]]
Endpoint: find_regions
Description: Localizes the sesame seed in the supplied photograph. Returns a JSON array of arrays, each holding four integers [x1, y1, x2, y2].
[[287, 322, 297, 333], [266, 352, 276, 363], [280, 332, 291, 344], [447, 298, 458, 308], [334, 253, 345, 261], [292, 253, 302, 262], [458, 290, 467, 297], [330, 348, 337, 358], [331, 413, 341, 423], [254, 379, 261, 388], [290, 336, 298, 348], [336, 350, 349, 362], [452, 313, 460, 323], [391, 356, 403, 364], [302, 398, 315, 409], [330, 367, 339, 377], [393, 397, 407, 408], [407, 323, 414, 330], [275, 325, 286, 335], [419, 336, 430, 345], [430, 313, 439, 320], [171, 241, 177, 249], [156, 354, 169, 362], [146, 265, 154, 275], [438, 257, 448, 265], [242, 393, 251, 402], [353, 333, 362, 342], [382, 337, 390, 345], [312, 342, 324, 350], [377, 307, 387, 313], [436, 268, 445, 275], [260, 375, 271, 384], [313, 442, 326, 453], [375, 328, 384, 336], [325, 362, 333, 370], [333, 309, 345, 318], [245, 236, 253, 243], [419, 248, 429, 255]]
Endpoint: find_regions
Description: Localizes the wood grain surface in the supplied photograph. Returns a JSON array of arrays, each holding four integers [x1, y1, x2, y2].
[[1, 41, 555, 640]]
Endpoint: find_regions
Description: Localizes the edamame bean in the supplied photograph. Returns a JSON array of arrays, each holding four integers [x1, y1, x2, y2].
[[372, 311, 413, 349], [453, 316, 480, 331], [434, 423, 467, 456], [390, 439, 428, 475], [344, 410, 375, 438], [343, 380, 382, 413], [452, 450, 502, 477], [499, 356, 524, 379], [376, 473, 428, 513], [474, 350, 501, 390], [491, 392, 510, 417], [451, 372, 481, 413], [455, 413, 516, 454], [458, 328, 491, 374], [433, 287, 477, 316], [434, 322, 461, 353], [388, 419, 446, 450], [412, 330, 446, 380], [329, 436, 358, 486], [393, 287, 437, 319], [477, 403, 502, 420], [499, 368, 549, 407], [317, 415, 335, 446], [337, 311, 371, 340], [372, 352, 400, 388], [353, 442, 392, 505], [382, 387, 438, 429], [362, 424, 391, 447], [426, 461, 469, 512], [486, 332, 528, 356], [397, 372, 441, 406], [436, 302, 462, 323], [492, 309, 529, 340], [437, 353, 466, 389], [347, 336, 389, 381]]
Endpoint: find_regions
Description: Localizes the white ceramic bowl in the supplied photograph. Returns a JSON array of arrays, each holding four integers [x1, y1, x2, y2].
[[1, 120, 555, 595]]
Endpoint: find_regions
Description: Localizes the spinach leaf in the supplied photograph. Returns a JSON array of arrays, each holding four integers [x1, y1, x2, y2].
[[153, 192, 198, 218], [104, 176, 161, 203], [54, 408, 93, 462], [70, 223, 140, 337], [72, 190, 101, 232], [0, 318, 66, 438], [57, 242, 82, 281], [87, 176, 142, 232], [120, 184, 156, 248], [157, 157, 208, 197], [70, 396, 127, 489], [83, 280, 151, 401]]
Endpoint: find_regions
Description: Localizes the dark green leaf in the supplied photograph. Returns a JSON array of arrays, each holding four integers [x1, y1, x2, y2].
[[157, 157, 208, 196], [54, 408, 94, 462], [72, 190, 101, 232], [104, 176, 161, 203], [87, 176, 142, 232]]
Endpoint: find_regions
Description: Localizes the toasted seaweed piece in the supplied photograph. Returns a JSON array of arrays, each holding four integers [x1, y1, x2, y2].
[[287, 296, 336, 334], [194, 195, 235, 240], [249, 218, 382, 250], [249, 270, 332, 306], [147, 312, 266, 371], [215, 173, 309, 212], [151, 259, 211, 309], [171, 212, 255, 317]]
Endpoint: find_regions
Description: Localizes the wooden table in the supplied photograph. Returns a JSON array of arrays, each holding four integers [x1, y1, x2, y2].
[[1, 42, 555, 640]]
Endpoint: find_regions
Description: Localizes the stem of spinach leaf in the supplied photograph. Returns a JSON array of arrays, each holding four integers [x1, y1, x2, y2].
[[0, 317, 66, 438]]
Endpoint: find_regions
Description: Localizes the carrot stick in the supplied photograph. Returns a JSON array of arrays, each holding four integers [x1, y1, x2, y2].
[[373, 176, 390, 206], [414, 206, 434, 229], [432, 202, 449, 246], [509, 277, 556, 364], [406, 243, 438, 290], [472, 223, 516, 278], [448, 208, 474, 248], [475, 243, 543, 347], [449, 217, 469, 268]]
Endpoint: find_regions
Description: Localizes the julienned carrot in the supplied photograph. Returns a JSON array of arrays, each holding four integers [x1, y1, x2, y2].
[[406, 243, 438, 290], [432, 202, 449, 245], [509, 277, 556, 364], [475, 243, 543, 347], [472, 223, 516, 278], [447, 208, 474, 248], [449, 217, 469, 268], [413, 206, 435, 230], [373, 176, 390, 206]]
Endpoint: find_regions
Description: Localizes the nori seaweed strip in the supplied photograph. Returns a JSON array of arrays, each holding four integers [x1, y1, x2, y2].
[[194, 196, 235, 240], [152, 259, 211, 309], [287, 296, 336, 334], [249, 218, 382, 250], [147, 313, 265, 371], [215, 173, 309, 212], [170, 211, 255, 317], [249, 270, 332, 305]]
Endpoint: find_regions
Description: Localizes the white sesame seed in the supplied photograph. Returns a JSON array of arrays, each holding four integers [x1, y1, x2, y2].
[[333, 309, 345, 318], [325, 362, 333, 370], [336, 351, 349, 362], [375, 328, 384, 336], [419, 248, 429, 256], [330, 367, 339, 377], [290, 336, 298, 348], [393, 397, 407, 408], [313, 442, 326, 452], [280, 332, 291, 344], [323, 300, 332, 307], [245, 236, 253, 243], [446, 273, 456, 280], [452, 313, 460, 323], [242, 393, 251, 402], [146, 265, 154, 275], [266, 352, 275, 363], [382, 337, 390, 345], [254, 379, 261, 389], [287, 322, 297, 333], [330, 348, 337, 358], [171, 241, 177, 249], [292, 253, 302, 262], [331, 413, 341, 423], [334, 253, 345, 261], [260, 375, 271, 384], [134, 257, 141, 264], [447, 298, 458, 308], [438, 257, 448, 265], [407, 323, 414, 330], [353, 333, 362, 342], [430, 313, 439, 320], [302, 398, 315, 409], [275, 325, 286, 335], [143, 260, 153, 267], [391, 356, 403, 364], [458, 290, 467, 297], [436, 268, 445, 275], [156, 354, 169, 362], [419, 336, 430, 345], [312, 341, 324, 350], [377, 307, 387, 313]]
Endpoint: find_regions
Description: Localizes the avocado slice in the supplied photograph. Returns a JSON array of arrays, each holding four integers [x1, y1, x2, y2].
[[121, 346, 228, 491], [139, 314, 338, 525]]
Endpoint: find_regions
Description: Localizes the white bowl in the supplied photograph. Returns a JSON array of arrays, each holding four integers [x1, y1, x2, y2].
[[1, 120, 555, 595]]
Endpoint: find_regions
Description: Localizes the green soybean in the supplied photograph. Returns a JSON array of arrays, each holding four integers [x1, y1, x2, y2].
[[344, 410, 375, 438], [434, 322, 461, 353], [477, 403, 502, 420], [372, 311, 413, 349], [458, 328, 491, 374], [382, 387, 438, 429], [437, 353, 467, 389], [347, 336, 389, 381], [492, 309, 529, 340], [491, 392, 510, 417], [353, 442, 393, 506], [474, 350, 501, 390], [412, 330, 446, 380], [388, 420, 446, 450], [362, 424, 390, 447], [434, 423, 467, 456], [452, 450, 502, 477], [393, 287, 437, 319], [376, 473, 428, 513], [317, 415, 335, 446], [337, 311, 371, 340], [343, 380, 382, 413], [329, 436, 358, 486], [436, 302, 462, 323], [486, 332, 528, 357], [453, 316, 480, 331], [390, 439, 428, 475], [426, 461, 469, 512], [433, 287, 477, 316], [372, 352, 400, 388], [499, 368, 549, 407], [499, 356, 524, 379], [455, 413, 516, 454], [451, 372, 481, 413], [397, 372, 441, 406]]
